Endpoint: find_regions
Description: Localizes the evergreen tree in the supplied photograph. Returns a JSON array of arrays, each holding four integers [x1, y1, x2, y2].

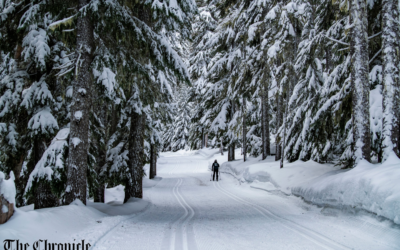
[[2, 0, 400, 212], [189, 1, 217, 150], [0, 0, 71, 207], [171, 85, 192, 151], [186, 0, 396, 168], [1, 0, 195, 207]]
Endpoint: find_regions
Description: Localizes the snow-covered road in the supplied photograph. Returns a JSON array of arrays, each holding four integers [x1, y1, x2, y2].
[[84, 152, 400, 250]]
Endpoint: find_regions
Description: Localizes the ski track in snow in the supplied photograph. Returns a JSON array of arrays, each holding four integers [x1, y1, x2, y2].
[[213, 181, 348, 250], [89, 205, 151, 250], [79, 152, 400, 250], [166, 178, 197, 250]]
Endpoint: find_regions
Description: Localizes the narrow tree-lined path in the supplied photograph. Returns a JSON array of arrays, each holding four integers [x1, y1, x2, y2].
[[80, 152, 400, 250]]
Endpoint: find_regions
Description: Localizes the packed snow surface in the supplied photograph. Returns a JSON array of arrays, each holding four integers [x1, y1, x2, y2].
[[220, 150, 400, 225], [1, 149, 399, 250]]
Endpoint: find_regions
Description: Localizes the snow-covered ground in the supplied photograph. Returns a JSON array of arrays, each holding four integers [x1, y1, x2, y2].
[[1, 149, 399, 250], [220, 150, 400, 225]]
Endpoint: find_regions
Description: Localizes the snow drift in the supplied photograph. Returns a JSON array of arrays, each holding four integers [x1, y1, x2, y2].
[[219, 150, 400, 224], [0, 190, 149, 243], [292, 153, 400, 224]]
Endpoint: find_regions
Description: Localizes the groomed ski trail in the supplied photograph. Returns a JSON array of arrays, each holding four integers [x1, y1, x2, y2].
[[76, 151, 400, 250], [168, 178, 197, 250], [213, 181, 349, 250]]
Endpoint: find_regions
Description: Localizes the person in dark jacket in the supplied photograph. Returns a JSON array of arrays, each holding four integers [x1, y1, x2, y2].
[[212, 160, 220, 181]]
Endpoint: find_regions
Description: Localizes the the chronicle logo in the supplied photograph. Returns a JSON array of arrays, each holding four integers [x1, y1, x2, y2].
[[3, 239, 91, 250]]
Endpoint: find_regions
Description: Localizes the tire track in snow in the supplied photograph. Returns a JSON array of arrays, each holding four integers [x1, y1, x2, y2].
[[213, 181, 350, 250]]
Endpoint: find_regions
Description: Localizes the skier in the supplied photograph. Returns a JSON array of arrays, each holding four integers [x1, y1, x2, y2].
[[212, 160, 220, 181]]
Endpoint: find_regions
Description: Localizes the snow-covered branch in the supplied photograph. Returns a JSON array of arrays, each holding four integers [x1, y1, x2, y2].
[[338, 47, 349, 52], [62, 29, 75, 33], [369, 49, 382, 64], [48, 15, 76, 31], [324, 35, 349, 46], [368, 32, 381, 40], [56, 67, 74, 77]]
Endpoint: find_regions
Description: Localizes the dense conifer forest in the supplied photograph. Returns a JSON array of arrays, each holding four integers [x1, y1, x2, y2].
[[0, 0, 398, 209]]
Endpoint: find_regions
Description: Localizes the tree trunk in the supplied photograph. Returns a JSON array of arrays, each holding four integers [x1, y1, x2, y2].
[[93, 82, 106, 203], [14, 156, 26, 207], [262, 76, 270, 160], [126, 111, 144, 202], [280, 102, 288, 169], [201, 128, 205, 148], [149, 144, 157, 179], [382, 0, 400, 160], [64, 0, 94, 205], [153, 145, 157, 176], [13, 45, 28, 207], [350, 0, 371, 165], [150, 145, 154, 179], [242, 97, 247, 162], [275, 91, 283, 161], [154, 153, 157, 176], [124, 1, 151, 202], [228, 144, 235, 161], [94, 185, 105, 203], [140, 114, 145, 189], [93, 138, 106, 203], [124, 181, 131, 203], [228, 100, 235, 161], [109, 103, 118, 136]]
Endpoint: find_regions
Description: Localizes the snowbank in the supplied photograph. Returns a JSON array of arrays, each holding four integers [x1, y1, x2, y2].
[[0, 184, 151, 242], [0, 200, 104, 243], [219, 151, 400, 224], [293, 153, 400, 224], [104, 184, 125, 204]]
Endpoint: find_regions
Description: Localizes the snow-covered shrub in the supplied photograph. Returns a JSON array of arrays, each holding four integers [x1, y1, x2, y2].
[[0, 171, 16, 206]]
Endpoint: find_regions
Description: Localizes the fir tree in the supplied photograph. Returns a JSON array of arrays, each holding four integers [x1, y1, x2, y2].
[[171, 85, 192, 151]]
